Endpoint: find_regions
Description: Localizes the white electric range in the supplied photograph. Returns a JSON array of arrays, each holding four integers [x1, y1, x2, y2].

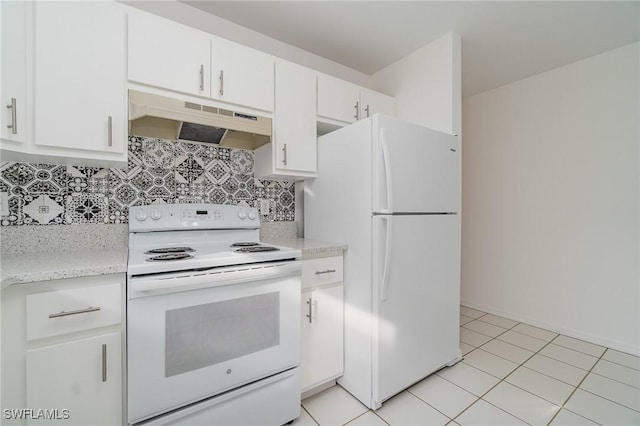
[[126, 203, 302, 426]]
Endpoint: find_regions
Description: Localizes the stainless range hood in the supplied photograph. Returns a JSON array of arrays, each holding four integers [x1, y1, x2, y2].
[[128, 90, 272, 150]]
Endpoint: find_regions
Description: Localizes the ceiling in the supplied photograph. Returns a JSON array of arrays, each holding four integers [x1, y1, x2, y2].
[[182, 1, 639, 97]]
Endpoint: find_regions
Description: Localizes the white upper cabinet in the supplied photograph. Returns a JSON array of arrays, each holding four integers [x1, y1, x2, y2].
[[128, 9, 273, 113], [34, 1, 126, 155], [317, 74, 396, 129], [317, 74, 361, 124], [211, 38, 274, 112], [1, 1, 27, 147], [128, 10, 210, 98], [256, 60, 316, 180], [360, 89, 396, 119]]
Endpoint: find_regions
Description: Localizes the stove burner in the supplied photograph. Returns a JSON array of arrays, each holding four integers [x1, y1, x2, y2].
[[145, 247, 195, 254], [234, 246, 280, 253], [230, 242, 261, 247], [146, 253, 194, 262]]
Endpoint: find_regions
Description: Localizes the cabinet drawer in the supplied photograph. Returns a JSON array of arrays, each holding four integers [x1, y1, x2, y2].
[[27, 283, 121, 341], [302, 256, 343, 290]]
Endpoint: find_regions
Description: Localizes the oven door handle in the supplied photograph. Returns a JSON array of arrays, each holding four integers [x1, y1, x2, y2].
[[128, 262, 302, 299]]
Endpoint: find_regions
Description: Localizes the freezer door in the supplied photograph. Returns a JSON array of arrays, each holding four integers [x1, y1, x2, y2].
[[372, 214, 460, 407], [372, 115, 459, 214]]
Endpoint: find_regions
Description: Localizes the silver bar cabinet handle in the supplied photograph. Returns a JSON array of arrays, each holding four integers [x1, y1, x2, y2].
[[315, 269, 336, 275], [6, 97, 17, 134], [282, 143, 287, 166], [48, 306, 101, 319], [365, 104, 370, 118], [107, 116, 113, 147], [354, 101, 359, 120], [102, 344, 107, 382], [219, 70, 224, 96], [199, 64, 204, 92], [306, 297, 312, 323]]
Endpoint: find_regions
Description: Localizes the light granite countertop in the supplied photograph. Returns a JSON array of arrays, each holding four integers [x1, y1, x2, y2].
[[0, 238, 344, 287], [1, 247, 128, 288], [262, 237, 347, 260]]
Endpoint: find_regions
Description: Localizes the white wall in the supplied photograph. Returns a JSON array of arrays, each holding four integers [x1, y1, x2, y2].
[[371, 32, 461, 136], [461, 42, 640, 355], [120, 1, 371, 87]]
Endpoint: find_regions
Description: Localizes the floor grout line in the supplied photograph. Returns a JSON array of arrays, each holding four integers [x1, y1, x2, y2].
[[449, 324, 566, 426], [546, 348, 609, 425]]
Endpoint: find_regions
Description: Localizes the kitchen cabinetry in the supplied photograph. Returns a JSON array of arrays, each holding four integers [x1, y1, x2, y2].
[[128, 9, 210, 98], [317, 73, 396, 132], [211, 38, 274, 112], [128, 8, 274, 113], [26, 333, 121, 426], [317, 74, 361, 125], [34, 1, 126, 156], [0, 1, 127, 168], [360, 88, 396, 119], [255, 60, 316, 180], [1, 274, 124, 426], [300, 256, 344, 393], [1, 1, 27, 148]]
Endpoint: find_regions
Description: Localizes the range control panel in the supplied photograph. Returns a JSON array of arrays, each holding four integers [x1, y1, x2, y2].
[[129, 204, 259, 232]]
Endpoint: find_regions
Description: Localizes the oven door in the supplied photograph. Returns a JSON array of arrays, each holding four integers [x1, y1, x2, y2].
[[127, 261, 301, 424]]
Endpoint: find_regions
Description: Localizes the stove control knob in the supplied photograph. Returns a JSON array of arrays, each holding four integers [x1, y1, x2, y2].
[[135, 209, 148, 222], [248, 210, 257, 220], [238, 209, 247, 220], [150, 208, 162, 221]]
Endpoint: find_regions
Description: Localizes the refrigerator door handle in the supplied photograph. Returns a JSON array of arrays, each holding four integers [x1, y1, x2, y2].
[[380, 128, 393, 213], [380, 216, 393, 301]]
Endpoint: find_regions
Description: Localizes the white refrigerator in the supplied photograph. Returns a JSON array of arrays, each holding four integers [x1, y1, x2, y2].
[[304, 114, 462, 409]]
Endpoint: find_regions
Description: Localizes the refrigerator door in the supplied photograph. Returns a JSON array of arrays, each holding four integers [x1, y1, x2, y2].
[[372, 214, 461, 407], [372, 115, 460, 214]]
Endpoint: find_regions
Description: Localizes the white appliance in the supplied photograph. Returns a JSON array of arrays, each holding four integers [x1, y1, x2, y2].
[[126, 204, 302, 425], [305, 114, 462, 410]]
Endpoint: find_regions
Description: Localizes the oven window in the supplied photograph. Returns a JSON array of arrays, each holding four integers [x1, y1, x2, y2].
[[165, 292, 280, 377]]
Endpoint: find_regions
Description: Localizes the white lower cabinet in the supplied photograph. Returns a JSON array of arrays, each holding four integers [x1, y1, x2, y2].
[[26, 333, 122, 426], [300, 256, 344, 393], [1, 274, 124, 426]]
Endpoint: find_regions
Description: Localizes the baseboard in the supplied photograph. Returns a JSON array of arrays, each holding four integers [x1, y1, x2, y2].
[[460, 300, 640, 357]]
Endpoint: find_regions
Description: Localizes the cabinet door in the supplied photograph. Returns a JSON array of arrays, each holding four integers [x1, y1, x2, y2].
[[300, 286, 344, 391], [211, 38, 274, 112], [34, 2, 125, 154], [1, 1, 27, 146], [274, 61, 316, 174], [26, 332, 122, 426], [128, 9, 210, 97], [317, 75, 360, 124], [360, 89, 396, 119]]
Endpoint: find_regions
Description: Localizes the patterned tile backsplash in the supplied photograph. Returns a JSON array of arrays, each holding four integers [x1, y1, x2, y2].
[[0, 135, 295, 226]]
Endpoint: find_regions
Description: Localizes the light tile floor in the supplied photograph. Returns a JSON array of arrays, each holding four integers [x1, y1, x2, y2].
[[295, 306, 640, 426]]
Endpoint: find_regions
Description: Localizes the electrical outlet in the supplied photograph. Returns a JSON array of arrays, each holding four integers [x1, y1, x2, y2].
[[0, 192, 8, 216], [259, 199, 270, 216]]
